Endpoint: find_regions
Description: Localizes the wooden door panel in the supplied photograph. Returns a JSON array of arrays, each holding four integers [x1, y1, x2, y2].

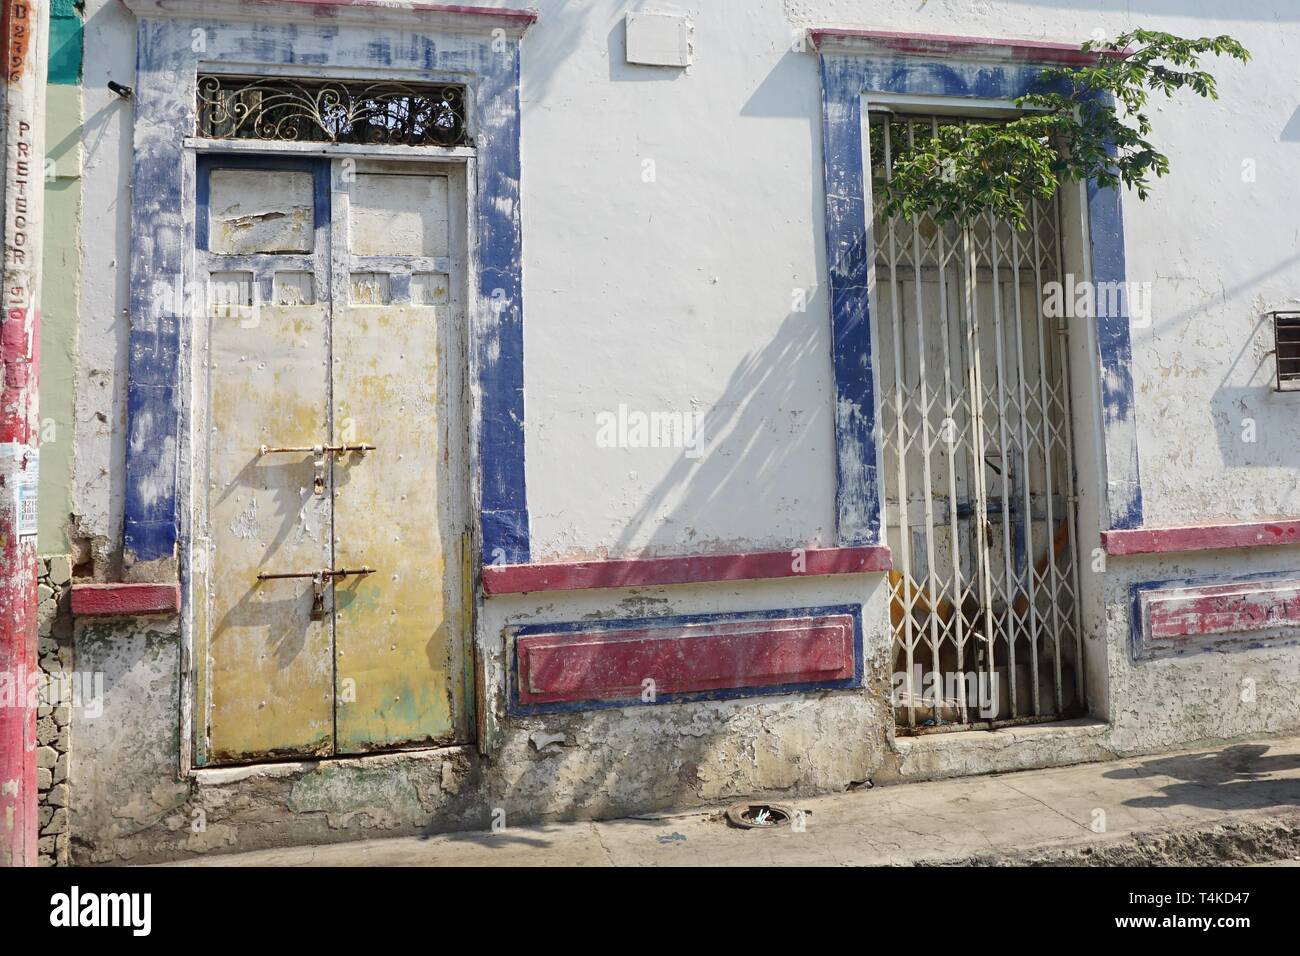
[[331, 167, 467, 753], [200, 159, 469, 763], [205, 302, 334, 761], [331, 300, 464, 751]]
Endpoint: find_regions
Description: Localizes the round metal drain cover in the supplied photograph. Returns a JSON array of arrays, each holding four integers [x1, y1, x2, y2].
[[725, 802, 793, 829]]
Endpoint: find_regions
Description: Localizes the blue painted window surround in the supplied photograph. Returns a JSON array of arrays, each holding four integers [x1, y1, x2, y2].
[[815, 40, 1143, 545]]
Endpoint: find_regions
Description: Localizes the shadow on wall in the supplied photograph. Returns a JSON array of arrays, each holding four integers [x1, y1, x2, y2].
[[505, 2, 839, 560], [524, 0, 722, 97], [573, 39, 831, 558], [609, 299, 836, 557], [1203, 308, 1295, 459]]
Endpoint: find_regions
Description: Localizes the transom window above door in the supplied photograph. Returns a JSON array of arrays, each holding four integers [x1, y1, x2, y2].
[[196, 74, 472, 147]]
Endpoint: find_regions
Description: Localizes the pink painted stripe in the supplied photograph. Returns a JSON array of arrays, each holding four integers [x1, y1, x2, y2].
[[1102, 519, 1300, 556], [1147, 580, 1300, 640], [280, 0, 538, 21], [483, 545, 892, 595], [517, 615, 855, 705], [808, 27, 1126, 65], [171, 0, 539, 23], [71, 583, 181, 617]]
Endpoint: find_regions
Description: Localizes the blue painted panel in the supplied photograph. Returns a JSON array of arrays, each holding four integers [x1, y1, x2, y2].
[[194, 154, 331, 254], [508, 603, 865, 716], [389, 272, 412, 303], [474, 54, 530, 563], [820, 57, 881, 547], [123, 21, 188, 564], [1088, 178, 1144, 529]]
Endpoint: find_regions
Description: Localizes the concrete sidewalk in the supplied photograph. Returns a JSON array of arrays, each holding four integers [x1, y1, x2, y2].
[[166, 734, 1300, 866]]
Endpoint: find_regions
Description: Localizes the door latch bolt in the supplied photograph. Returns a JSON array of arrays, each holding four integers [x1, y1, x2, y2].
[[257, 443, 376, 496], [255, 567, 376, 621]]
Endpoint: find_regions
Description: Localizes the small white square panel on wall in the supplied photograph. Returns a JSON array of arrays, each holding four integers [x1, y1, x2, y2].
[[625, 12, 693, 67]]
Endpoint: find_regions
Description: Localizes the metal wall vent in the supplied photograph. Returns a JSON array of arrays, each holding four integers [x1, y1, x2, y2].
[[197, 75, 471, 147], [1272, 311, 1300, 391]]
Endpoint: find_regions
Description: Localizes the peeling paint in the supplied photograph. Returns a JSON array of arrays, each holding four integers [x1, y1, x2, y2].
[[122, 15, 530, 569]]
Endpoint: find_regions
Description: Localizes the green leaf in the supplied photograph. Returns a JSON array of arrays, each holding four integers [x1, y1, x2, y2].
[[877, 29, 1249, 228]]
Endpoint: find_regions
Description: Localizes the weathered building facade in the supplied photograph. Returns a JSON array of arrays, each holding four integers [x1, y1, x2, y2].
[[34, 0, 1300, 862]]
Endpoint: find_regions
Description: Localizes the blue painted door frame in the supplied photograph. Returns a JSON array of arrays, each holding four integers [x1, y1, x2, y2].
[[121, 15, 532, 580]]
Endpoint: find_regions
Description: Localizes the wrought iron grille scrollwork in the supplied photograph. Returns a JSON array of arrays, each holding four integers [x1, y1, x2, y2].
[[196, 75, 472, 147]]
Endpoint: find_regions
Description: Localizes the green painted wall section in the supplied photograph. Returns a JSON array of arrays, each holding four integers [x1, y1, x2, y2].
[[39, 0, 84, 554], [49, 0, 83, 86]]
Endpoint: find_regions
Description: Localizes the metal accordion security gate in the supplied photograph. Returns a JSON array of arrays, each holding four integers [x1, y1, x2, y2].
[[870, 113, 1085, 734]]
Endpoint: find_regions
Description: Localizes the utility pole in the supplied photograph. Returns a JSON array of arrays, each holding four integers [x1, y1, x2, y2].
[[0, 0, 48, 868]]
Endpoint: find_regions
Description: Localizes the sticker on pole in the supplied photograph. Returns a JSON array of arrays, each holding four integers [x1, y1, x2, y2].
[[1, 444, 39, 537], [17, 461, 38, 536]]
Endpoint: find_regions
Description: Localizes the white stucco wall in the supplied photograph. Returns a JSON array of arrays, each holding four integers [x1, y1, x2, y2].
[[75, 0, 135, 574], [519, 2, 836, 559], [73, 0, 1300, 563], [521, 0, 1300, 559]]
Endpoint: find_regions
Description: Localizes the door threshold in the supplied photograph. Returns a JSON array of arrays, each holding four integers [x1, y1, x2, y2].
[[882, 717, 1113, 784], [190, 742, 476, 785], [895, 709, 1087, 736]]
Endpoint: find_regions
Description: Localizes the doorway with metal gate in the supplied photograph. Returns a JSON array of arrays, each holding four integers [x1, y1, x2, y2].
[[869, 113, 1085, 734]]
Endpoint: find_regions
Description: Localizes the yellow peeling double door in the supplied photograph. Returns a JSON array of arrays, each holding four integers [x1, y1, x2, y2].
[[199, 159, 470, 765]]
